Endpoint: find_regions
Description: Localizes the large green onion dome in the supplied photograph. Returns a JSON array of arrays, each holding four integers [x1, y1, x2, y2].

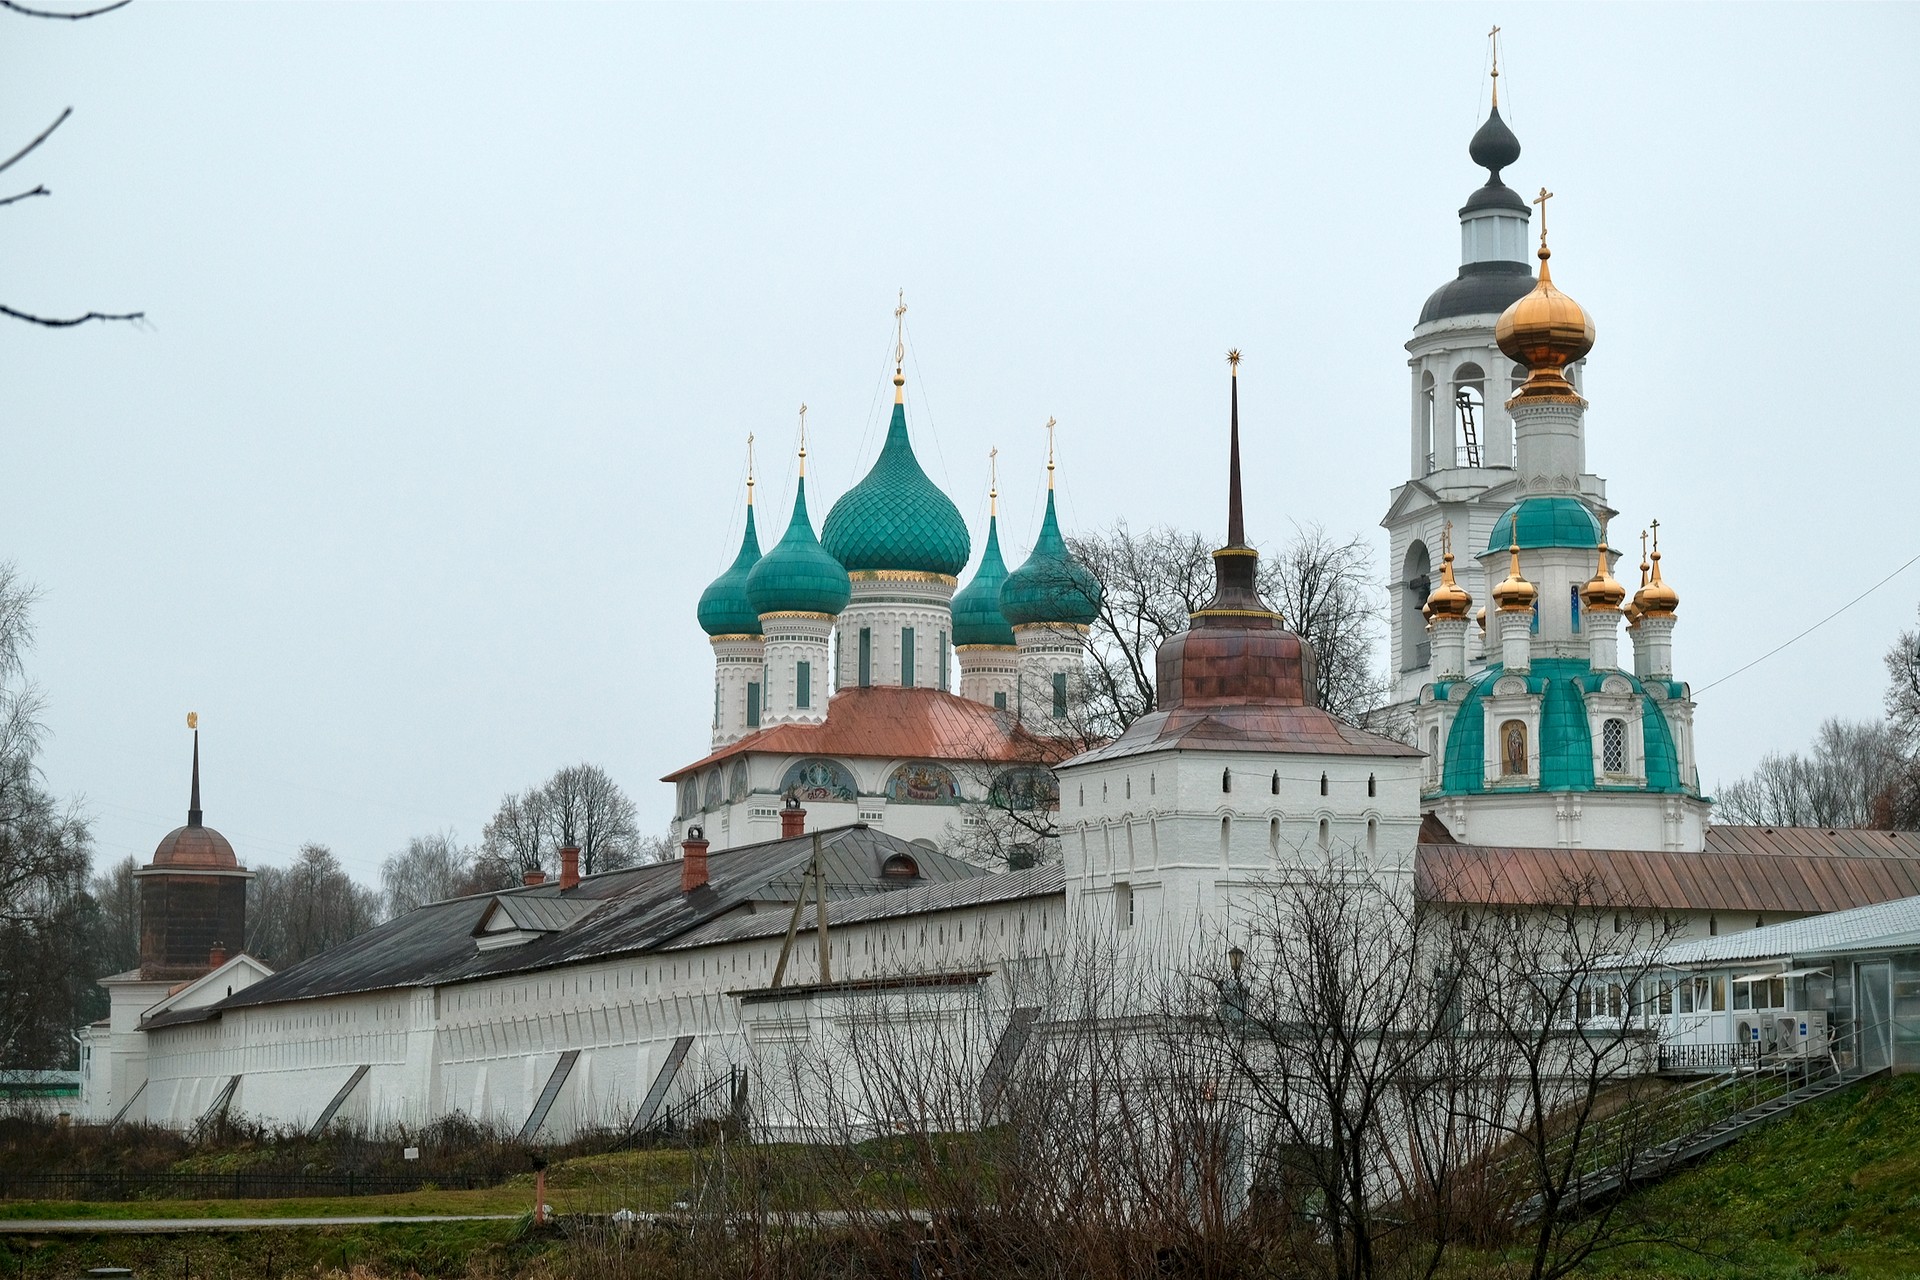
[[696, 501, 763, 636], [821, 400, 971, 577], [1001, 489, 1100, 627], [746, 475, 851, 617], [951, 509, 1017, 647], [1486, 495, 1601, 554]]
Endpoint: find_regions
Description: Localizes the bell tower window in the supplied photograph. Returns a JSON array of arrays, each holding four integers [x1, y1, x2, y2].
[[1403, 541, 1432, 672], [1452, 364, 1485, 468]]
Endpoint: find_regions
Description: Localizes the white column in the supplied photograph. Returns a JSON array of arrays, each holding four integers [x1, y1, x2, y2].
[[957, 645, 1018, 711], [760, 612, 833, 726], [1586, 606, 1621, 672], [1014, 624, 1087, 733], [1431, 616, 1468, 680], [710, 635, 765, 748], [1510, 397, 1586, 490], [1499, 609, 1532, 674], [1637, 615, 1676, 682]]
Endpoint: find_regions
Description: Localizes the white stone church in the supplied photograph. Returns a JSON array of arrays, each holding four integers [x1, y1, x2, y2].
[[74, 85, 1920, 1136]]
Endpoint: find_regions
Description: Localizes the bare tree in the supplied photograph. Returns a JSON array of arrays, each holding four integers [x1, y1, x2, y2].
[[87, 852, 140, 975], [1260, 522, 1393, 728], [246, 843, 382, 967], [540, 763, 642, 875], [478, 786, 551, 882], [1888, 603, 1920, 747], [1715, 717, 1912, 828], [379, 831, 477, 917]]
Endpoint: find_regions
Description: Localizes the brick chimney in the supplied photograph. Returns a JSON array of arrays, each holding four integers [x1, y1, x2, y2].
[[681, 825, 710, 893], [523, 868, 547, 886], [781, 796, 807, 840], [208, 942, 228, 969], [559, 845, 580, 890]]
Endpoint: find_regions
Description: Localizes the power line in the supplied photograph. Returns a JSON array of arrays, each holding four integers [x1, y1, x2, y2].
[[1695, 550, 1920, 696]]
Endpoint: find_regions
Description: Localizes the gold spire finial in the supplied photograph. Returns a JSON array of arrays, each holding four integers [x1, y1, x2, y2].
[[745, 432, 756, 503], [1639, 527, 1650, 585], [1580, 517, 1627, 611], [187, 711, 198, 730], [1226, 348, 1241, 374], [1045, 416, 1057, 490], [1489, 25, 1502, 109], [1635, 518, 1679, 616], [1533, 186, 1553, 262], [989, 446, 999, 516], [797, 403, 808, 478], [892, 290, 908, 402], [1491, 519, 1537, 613], [1425, 520, 1474, 620]]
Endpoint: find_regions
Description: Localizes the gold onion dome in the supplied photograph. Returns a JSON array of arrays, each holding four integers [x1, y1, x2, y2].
[[1424, 526, 1473, 621], [1633, 525, 1679, 617], [1490, 531, 1537, 613], [1495, 190, 1595, 401], [1476, 606, 1488, 634], [1579, 539, 1627, 611]]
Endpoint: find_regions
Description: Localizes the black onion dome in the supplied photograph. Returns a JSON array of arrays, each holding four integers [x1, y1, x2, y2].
[[1468, 103, 1521, 178], [1419, 260, 1535, 325]]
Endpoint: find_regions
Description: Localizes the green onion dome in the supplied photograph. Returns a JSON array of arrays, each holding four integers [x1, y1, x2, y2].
[[746, 476, 851, 617], [951, 511, 1017, 647], [821, 401, 971, 576], [1486, 495, 1601, 555], [1001, 489, 1100, 627], [696, 502, 763, 636]]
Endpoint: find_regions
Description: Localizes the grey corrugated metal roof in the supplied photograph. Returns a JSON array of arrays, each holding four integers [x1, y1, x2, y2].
[[1654, 894, 1920, 970], [483, 895, 601, 934], [149, 825, 988, 1026], [660, 861, 1065, 951]]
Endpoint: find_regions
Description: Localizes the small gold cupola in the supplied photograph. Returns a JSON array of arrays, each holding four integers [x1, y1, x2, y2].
[[1424, 522, 1474, 621], [1633, 519, 1679, 618], [1579, 533, 1627, 612], [1495, 188, 1596, 403], [1490, 527, 1538, 613]]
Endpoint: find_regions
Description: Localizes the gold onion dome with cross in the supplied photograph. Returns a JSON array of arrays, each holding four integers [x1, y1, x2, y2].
[[1495, 188, 1596, 402], [1579, 535, 1628, 612], [1632, 523, 1680, 618], [1490, 527, 1538, 613], [1423, 524, 1473, 621]]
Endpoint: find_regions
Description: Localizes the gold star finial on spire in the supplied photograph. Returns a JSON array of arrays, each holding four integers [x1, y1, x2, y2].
[[1045, 417, 1057, 490], [1489, 25, 1502, 108], [1226, 348, 1242, 373], [187, 711, 198, 730]]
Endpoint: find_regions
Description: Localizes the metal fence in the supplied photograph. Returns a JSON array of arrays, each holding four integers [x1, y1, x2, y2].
[[1657, 1041, 1762, 1072], [0, 1169, 501, 1202]]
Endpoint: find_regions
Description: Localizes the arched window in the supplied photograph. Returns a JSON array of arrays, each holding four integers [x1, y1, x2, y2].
[[1403, 542, 1432, 671], [881, 854, 920, 880], [1367, 773, 1376, 797], [1452, 363, 1486, 468], [1500, 720, 1529, 777], [1320, 772, 1329, 797], [1318, 818, 1331, 852], [1271, 770, 1279, 795], [1220, 816, 1232, 859], [1603, 718, 1627, 774], [1428, 727, 1440, 771], [1222, 768, 1232, 794], [1367, 819, 1378, 859], [1269, 817, 1281, 857]]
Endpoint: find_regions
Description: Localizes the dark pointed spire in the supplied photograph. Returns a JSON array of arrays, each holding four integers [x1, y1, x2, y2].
[[1192, 351, 1280, 627], [187, 713, 203, 828]]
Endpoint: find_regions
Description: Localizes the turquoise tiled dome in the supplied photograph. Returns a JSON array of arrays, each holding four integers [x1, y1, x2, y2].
[[951, 512, 1016, 647], [1431, 658, 1686, 797], [1001, 490, 1100, 627], [821, 402, 971, 576], [696, 503, 763, 636], [746, 477, 851, 617], [1486, 496, 1602, 554]]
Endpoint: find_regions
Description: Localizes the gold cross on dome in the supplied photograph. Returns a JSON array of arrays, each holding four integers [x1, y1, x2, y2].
[[1534, 187, 1554, 248], [1489, 25, 1501, 93], [1441, 520, 1453, 559], [796, 404, 808, 473], [893, 290, 908, 369], [746, 432, 755, 493]]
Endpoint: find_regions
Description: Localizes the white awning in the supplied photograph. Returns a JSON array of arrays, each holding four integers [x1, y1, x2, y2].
[[1731, 967, 1829, 983]]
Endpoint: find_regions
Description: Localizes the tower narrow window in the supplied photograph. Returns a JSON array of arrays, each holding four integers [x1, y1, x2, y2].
[[1501, 720, 1528, 777], [1570, 583, 1583, 633], [1271, 770, 1279, 795], [902, 626, 916, 687], [993, 691, 1007, 711], [795, 660, 811, 710], [1367, 818, 1378, 859], [1115, 882, 1134, 930], [746, 681, 761, 729], [939, 629, 949, 691], [1318, 818, 1330, 852], [858, 628, 872, 688], [1420, 371, 1436, 475], [1603, 718, 1627, 774], [1052, 672, 1068, 718], [1368, 773, 1377, 797], [1222, 768, 1232, 794], [1320, 772, 1329, 797]]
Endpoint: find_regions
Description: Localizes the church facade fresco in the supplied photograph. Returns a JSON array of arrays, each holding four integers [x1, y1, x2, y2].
[[885, 761, 961, 805], [780, 757, 858, 804]]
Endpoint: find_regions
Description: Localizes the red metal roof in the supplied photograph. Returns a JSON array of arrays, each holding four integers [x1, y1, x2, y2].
[[1417, 825, 1920, 915], [664, 687, 1070, 781]]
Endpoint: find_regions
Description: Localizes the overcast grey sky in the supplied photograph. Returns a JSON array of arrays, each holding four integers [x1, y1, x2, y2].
[[5, 3, 1915, 884]]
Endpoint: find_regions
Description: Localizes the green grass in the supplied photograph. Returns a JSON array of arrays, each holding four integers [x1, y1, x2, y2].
[[1574, 1072, 1920, 1279]]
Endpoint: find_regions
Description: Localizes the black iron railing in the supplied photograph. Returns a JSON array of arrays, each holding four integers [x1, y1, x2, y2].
[[1657, 1041, 1761, 1072]]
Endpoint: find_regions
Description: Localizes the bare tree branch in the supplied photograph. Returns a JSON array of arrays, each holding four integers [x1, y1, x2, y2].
[[0, 108, 72, 179], [0, 303, 144, 328], [0, 0, 133, 19], [0, 185, 49, 208]]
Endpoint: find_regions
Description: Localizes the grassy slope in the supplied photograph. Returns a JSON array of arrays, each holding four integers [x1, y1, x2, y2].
[[1587, 1073, 1920, 1280]]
